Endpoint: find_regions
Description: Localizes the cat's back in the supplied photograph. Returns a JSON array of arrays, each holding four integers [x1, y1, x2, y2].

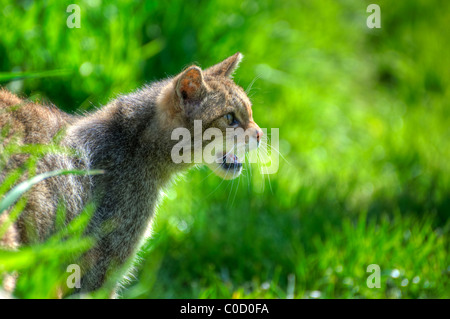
[[0, 89, 83, 246], [0, 88, 73, 146]]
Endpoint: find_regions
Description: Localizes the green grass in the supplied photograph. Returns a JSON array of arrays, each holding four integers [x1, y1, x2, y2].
[[0, 0, 449, 298]]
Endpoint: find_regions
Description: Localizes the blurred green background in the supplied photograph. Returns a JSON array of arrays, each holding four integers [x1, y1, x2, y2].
[[0, 0, 449, 298]]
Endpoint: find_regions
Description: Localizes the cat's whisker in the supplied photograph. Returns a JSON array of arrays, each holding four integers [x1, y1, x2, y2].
[[254, 150, 264, 193], [245, 75, 261, 95], [205, 165, 229, 198], [230, 168, 241, 207], [244, 152, 251, 189], [226, 144, 239, 206], [258, 148, 273, 194], [258, 139, 290, 166]]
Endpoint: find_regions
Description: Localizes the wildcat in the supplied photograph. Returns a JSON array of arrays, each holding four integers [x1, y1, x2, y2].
[[0, 53, 263, 296]]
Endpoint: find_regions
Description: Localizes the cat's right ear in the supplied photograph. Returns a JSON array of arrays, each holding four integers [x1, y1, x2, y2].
[[175, 66, 207, 103], [205, 52, 243, 78]]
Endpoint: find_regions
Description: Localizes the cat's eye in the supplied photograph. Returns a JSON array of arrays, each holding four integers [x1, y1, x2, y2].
[[225, 113, 239, 127]]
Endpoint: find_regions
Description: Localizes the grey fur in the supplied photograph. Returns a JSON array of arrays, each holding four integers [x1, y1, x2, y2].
[[0, 53, 262, 296]]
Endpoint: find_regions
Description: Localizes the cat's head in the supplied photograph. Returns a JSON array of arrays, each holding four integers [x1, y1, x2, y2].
[[157, 53, 262, 180]]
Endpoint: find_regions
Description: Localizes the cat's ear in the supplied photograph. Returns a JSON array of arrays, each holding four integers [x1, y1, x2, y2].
[[205, 52, 243, 78], [175, 66, 207, 102]]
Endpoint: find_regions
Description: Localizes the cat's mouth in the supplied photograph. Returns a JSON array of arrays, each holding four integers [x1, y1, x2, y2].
[[220, 153, 243, 172], [206, 151, 243, 180]]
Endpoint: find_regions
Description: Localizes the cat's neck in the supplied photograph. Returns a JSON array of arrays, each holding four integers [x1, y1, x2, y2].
[[63, 84, 191, 252], [68, 82, 189, 178]]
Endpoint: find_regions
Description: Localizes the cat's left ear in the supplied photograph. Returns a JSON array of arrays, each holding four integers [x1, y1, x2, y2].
[[175, 66, 207, 103], [205, 52, 243, 78]]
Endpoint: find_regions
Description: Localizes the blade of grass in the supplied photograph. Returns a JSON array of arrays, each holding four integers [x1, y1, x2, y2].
[[0, 69, 72, 82], [0, 169, 104, 214]]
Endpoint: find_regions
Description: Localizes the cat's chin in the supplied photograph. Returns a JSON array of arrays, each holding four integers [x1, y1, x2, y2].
[[206, 153, 243, 180], [206, 162, 243, 180]]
